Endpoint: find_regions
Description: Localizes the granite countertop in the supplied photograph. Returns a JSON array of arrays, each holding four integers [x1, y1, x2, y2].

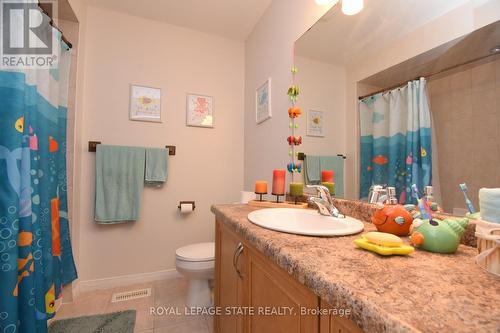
[[211, 204, 500, 333]]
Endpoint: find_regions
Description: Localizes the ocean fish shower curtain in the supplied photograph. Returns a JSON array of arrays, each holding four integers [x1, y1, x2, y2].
[[0, 20, 77, 333], [359, 78, 432, 204]]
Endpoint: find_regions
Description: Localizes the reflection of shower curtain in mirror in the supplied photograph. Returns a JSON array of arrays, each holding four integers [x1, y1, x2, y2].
[[0, 31, 77, 333], [359, 78, 432, 204]]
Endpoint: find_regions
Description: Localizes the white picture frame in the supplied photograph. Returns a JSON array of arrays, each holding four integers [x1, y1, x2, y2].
[[129, 84, 162, 122], [186, 93, 214, 128], [307, 110, 325, 137], [256, 78, 272, 124]]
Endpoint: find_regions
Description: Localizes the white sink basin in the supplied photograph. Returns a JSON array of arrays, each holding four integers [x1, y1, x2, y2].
[[247, 208, 364, 237]]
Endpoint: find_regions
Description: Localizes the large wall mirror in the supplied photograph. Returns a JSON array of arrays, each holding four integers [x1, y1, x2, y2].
[[295, 1, 500, 215]]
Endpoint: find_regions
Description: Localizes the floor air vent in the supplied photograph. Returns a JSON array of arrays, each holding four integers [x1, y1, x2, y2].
[[111, 288, 151, 303]]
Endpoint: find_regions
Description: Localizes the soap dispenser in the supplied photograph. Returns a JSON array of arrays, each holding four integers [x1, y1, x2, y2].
[[387, 187, 398, 205], [371, 187, 414, 236], [423, 186, 442, 212]]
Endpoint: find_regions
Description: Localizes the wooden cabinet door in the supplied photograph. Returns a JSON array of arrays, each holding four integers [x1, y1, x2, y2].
[[331, 317, 365, 333], [245, 247, 319, 333], [319, 300, 364, 333], [214, 221, 246, 333]]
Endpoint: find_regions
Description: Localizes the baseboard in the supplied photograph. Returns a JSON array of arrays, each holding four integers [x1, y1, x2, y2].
[[54, 298, 63, 313], [70, 279, 81, 300], [77, 269, 181, 294]]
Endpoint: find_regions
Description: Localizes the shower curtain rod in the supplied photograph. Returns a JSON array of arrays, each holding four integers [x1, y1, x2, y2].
[[358, 52, 498, 100], [37, 2, 73, 49]]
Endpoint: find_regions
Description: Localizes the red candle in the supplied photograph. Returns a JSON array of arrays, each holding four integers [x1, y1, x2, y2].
[[321, 170, 334, 183], [272, 170, 286, 195]]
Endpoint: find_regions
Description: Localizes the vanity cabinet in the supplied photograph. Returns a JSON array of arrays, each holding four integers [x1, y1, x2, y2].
[[214, 220, 364, 333], [214, 220, 246, 333]]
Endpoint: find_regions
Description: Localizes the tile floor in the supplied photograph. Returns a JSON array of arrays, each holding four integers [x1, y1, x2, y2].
[[55, 277, 213, 333]]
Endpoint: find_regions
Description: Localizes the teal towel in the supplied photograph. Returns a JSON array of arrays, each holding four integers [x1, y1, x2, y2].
[[95, 145, 145, 223], [145, 148, 168, 185], [479, 188, 500, 224], [320, 156, 345, 198], [305, 155, 321, 184]]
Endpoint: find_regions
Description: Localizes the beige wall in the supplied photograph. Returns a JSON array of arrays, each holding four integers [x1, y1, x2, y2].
[[345, 0, 500, 199], [428, 58, 500, 212], [76, 6, 244, 281], [243, 0, 332, 190], [293, 56, 346, 184]]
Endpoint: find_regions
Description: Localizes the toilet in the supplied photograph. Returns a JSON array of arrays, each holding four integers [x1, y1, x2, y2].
[[175, 242, 215, 308]]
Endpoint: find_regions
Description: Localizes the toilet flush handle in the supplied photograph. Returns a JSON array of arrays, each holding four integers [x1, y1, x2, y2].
[[233, 242, 244, 279]]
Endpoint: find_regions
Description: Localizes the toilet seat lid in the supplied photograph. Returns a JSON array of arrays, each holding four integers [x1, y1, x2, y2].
[[176, 242, 215, 262]]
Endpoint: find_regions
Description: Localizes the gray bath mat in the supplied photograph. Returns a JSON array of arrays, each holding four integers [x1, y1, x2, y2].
[[48, 310, 136, 333]]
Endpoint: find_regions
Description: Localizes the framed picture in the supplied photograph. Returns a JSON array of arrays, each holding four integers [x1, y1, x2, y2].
[[186, 93, 214, 128], [256, 78, 271, 124], [307, 110, 325, 137], [130, 84, 162, 122]]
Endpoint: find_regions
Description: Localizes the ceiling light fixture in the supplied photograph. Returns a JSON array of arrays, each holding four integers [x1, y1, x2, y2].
[[341, 0, 364, 15]]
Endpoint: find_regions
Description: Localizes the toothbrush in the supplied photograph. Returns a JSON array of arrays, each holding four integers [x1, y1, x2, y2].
[[459, 183, 476, 214], [411, 184, 433, 221]]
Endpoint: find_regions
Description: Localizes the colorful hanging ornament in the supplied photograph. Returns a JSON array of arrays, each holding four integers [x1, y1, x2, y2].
[[287, 85, 300, 103], [287, 162, 302, 174], [288, 107, 302, 119], [287, 136, 303, 146], [285, 63, 303, 181]]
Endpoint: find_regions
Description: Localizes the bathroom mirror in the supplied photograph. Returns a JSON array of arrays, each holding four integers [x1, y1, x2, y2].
[[294, 2, 500, 215]]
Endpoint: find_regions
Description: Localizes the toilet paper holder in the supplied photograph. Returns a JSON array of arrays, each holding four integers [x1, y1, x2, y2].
[[178, 201, 196, 211]]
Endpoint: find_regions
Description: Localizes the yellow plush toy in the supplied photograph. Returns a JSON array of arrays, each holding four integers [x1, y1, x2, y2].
[[354, 232, 414, 256]]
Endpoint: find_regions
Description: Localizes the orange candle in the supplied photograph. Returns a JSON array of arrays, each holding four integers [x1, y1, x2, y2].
[[255, 181, 268, 194], [321, 170, 334, 183], [272, 170, 286, 195]]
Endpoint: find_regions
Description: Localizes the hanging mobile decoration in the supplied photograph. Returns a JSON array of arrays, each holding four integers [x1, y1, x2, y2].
[[286, 65, 303, 179], [286, 63, 305, 204]]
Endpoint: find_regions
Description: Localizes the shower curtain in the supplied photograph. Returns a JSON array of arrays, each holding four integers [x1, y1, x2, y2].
[[359, 77, 432, 204], [0, 22, 77, 333]]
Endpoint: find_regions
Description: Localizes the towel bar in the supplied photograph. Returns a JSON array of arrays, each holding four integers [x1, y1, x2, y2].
[[88, 141, 176, 155], [297, 152, 346, 161]]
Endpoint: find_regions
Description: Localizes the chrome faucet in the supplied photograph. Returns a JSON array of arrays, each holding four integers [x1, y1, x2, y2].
[[307, 185, 345, 218]]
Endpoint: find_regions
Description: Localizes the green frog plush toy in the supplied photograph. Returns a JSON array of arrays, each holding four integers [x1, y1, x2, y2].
[[409, 217, 468, 254]]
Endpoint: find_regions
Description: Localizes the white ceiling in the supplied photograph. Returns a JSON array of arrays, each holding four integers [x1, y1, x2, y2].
[[296, 0, 472, 65], [85, 0, 272, 41]]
